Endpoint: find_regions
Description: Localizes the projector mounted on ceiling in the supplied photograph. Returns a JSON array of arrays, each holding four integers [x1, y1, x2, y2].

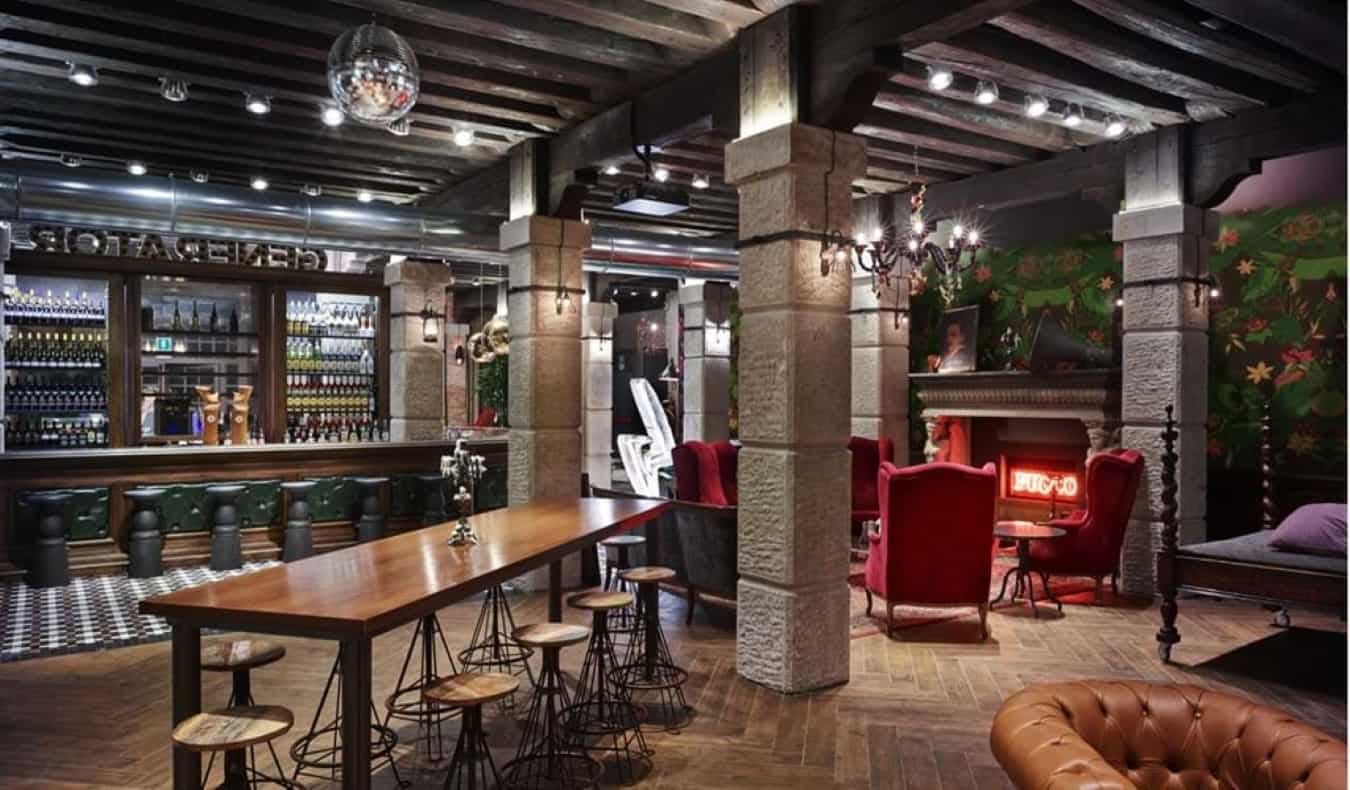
[[612, 142, 690, 216]]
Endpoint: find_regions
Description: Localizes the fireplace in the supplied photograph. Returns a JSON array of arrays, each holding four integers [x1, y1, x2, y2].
[[912, 370, 1121, 521]]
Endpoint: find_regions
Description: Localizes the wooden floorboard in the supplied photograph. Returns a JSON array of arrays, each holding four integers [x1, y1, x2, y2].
[[0, 589, 1342, 788]]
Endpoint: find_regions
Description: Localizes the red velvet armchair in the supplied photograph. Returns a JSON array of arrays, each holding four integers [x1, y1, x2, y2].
[[1026, 449, 1145, 601], [672, 440, 738, 506], [671, 440, 740, 623], [848, 436, 895, 523], [864, 461, 997, 638]]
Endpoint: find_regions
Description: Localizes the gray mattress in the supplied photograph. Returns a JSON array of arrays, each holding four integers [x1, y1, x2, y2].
[[1180, 531, 1347, 575]]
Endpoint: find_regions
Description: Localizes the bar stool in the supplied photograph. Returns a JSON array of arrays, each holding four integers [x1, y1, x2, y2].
[[28, 491, 72, 588], [501, 623, 601, 790], [206, 484, 247, 572], [125, 487, 166, 578], [599, 534, 645, 650], [279, 481, 316, 561], [458, 586, 534, 706], [173, 705, 296, 789], [383, 613, 461, 764], [353, 477, 388, 543], [418, 474, 448, 526], [423, 672, 520, 789], [563, 591, 651, 785], [290, 645, 406, 787], [201, 638, 290, 787], [612, 567, 691, 731]]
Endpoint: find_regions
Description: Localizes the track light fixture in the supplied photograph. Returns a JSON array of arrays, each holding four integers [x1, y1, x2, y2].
[[603, 164, 621, 176], [67, 63, 98, 87], [190, 170, 209, 183], [1024, 94, 1049, 118], [244, 92, 271, 115], [356, 189, 374, 203], [926, 64, 954, 91], [973, 80, 999, 105], [653, 166, 670, 182], [301, 184, 322, 197], [452, 127, 475, 147], [1063, 103, 1085, 128], [691, 173, 710, 189], [387, 118, 410, 136], [59, 154, 82, 168], [160, 78, 189, 103], [320, 105, 345, 127], [1104, 114, 1128, 137], [126, 160, 147, 176], [250, 176, 269, 191]]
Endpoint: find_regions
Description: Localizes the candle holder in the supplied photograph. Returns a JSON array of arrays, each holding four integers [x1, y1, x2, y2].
[[441, 439, 487, 546]]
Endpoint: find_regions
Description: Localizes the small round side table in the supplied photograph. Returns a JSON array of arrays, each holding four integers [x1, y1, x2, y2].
[[991, 520, 1066, 618]]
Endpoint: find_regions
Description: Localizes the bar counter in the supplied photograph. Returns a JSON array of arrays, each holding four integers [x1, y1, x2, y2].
[[0, 435, 508, 579]]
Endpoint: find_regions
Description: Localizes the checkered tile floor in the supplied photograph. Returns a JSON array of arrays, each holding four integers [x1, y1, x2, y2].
[[0, 561, 279, 663]]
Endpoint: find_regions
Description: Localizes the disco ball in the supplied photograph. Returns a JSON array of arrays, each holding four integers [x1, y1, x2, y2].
[[327, 22, 419, 125]]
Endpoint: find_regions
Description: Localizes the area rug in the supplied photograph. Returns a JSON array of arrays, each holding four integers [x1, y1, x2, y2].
[[847, 555, 1100, 639], [0, 561, 279, 663]]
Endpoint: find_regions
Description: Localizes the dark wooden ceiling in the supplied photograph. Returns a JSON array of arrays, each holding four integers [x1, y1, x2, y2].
[[0, 0, 1342, 239]]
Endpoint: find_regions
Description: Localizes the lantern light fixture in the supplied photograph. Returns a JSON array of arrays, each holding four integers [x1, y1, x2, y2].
[[244, 92, 271, 115], [1024, 94, 1049, 118], [653, 166, 670, 182], [454, 345, 465, 366], [973, 80, 999, 105], [67, 63, 98, 87], [926, 64, 954, 91], [420, 299, 441, 344]]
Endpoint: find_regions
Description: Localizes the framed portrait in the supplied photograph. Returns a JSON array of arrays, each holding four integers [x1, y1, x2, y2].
[[935, 305, 979, 373]]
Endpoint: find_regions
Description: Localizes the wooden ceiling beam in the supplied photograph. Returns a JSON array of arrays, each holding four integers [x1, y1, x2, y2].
[[873, 85, 1084, 151], [991, 2, 1292, 110], [914, 25, 1193, 125], [858, 108, 1045, 165], [488, 0, 735, 52], [861, 136, 996, 175], [328, 0, 684, 71], [1181, 0, 1346, 76], [639, 0, 764, 28], [1071, 0, 1332, 92]]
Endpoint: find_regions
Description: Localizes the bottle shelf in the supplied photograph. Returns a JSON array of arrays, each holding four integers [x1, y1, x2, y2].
[[141, 350, 259, 359], [3, 407, 108, 415], [287, 332, 376, 341], [287, 370, 377, 377], [141, 329, 258, 338], [5, 362, 107, 371]]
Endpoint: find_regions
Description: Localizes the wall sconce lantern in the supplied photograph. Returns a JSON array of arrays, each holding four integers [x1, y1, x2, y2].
[[454, 344, 466, 366], [420, 299, 441, 344]]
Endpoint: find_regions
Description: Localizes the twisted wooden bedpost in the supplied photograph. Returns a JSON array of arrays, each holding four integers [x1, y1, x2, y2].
[[1260, 398, 1276, 531], [1156, 404, 1181, 662]]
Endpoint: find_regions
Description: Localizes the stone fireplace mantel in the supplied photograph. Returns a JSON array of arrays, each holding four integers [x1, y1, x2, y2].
[[912, 369, 1122, 459]]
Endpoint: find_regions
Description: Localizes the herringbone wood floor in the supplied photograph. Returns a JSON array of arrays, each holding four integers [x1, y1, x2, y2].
[[0, 587, 1343, 789]]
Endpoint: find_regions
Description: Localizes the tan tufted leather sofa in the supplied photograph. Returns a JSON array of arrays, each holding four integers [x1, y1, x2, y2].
[[991, 681, 1346, 789]]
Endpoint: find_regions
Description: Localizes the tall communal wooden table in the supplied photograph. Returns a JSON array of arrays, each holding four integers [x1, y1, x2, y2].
[[141, 496, 670, 790]]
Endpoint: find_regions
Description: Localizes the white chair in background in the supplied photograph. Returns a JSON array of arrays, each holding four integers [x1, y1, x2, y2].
[[615, 377, 676, 497]]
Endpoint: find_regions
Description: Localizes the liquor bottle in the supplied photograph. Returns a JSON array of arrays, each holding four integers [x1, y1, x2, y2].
[[172, 302, 183, 331], [190, 301, 200, 331], [209, 303, 220, 333], [229, 306, 240, 334]]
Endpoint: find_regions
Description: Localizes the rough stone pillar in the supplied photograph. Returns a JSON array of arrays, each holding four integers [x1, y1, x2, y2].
[[384, 260, 451, 441], [582, 299, 616, 487], [502, 215, 588, 587], [850, 272, 909, 457], [725, 124, 866, 693], [1112, 127, 1214, 596], [678, 281, 733, 442]]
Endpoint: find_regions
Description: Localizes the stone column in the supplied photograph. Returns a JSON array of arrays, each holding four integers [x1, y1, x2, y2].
[[1112, 127, 1214, 596], [725, 124, 866, 693], [384, 260, 451, 441], [502, 215, 588, 587], [850, 272, 909, 457], [678, 281, 733, 442], [582, 299, 616, 487]]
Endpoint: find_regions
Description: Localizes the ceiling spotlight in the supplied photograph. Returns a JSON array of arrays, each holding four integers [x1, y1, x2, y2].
[[1024, 94, 1049, 118], [67, 63, 98, 87], [926, 64, 954, 91], [973, 80, 999, 105], [387, 117, 410, 136], [244, 92, 271, 115], [1063, 103, 1085, 128], [691, 173, 710, 189], [1104, 114, 1128, 137], [320, 105, 345, 127], [650, 289, 659, 298], [301, 183, 322, 197], [59, 154, 82, 168], [653, 166, 670, 182], [452, 127, 475, 147], [159, 77, 189, 103], [126, 160, 147, 176], [356, 189, 374, 203], [190, 170, 209, 183], [603, 164, 621, 176], [250, 176, 269, 191]]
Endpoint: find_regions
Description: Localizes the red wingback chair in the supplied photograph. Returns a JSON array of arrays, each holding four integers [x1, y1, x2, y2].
[[864, 461, 997, 638], [1026, 449, 1145, 601], [848, 436, 895, 523], [672, 440, 738, 506], [473, 407, 497, 427]]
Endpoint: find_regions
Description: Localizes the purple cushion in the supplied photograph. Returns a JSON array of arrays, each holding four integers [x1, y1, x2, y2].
[[1269, 504, 1348, 557]]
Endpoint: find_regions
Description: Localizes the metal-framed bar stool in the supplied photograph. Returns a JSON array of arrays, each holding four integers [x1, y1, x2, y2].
[[457, 586, 535, 709], [423, 672, 521, 789], [28, 491, 72, 588], [354, 477, 389, 543], [383, 613, 462, 764], [173, 705, 297, 789], [501, 623, 601, 790], [611, 567, 691, 732], [562, 591, 651, 786], [290, 644, 407, 787], [279, 481, 316, 561], [598, 534, 645, 651], [200, 639, 293, 787], [206, 484, 247, 572], [125, 487, 167, 578]]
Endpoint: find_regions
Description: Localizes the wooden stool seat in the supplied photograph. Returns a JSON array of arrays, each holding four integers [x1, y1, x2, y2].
[[601, 534, 646, 547], [424, 672, 520, 708], [620, 565, 676, 584], [569, 590, 633, 611], [201, 638, 286, 672], [512, 622, 591, 649], [171, 705, 293, 753]]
